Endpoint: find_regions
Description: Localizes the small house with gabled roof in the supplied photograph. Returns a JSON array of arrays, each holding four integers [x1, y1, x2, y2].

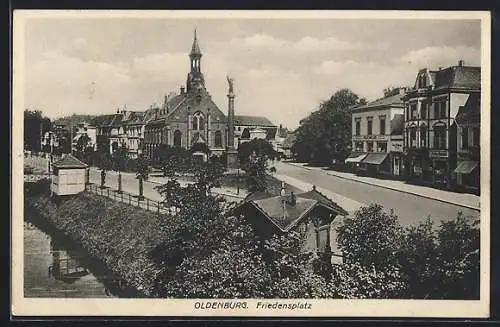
[[50, 154, 89, 196], [233, 185, 348, 258]]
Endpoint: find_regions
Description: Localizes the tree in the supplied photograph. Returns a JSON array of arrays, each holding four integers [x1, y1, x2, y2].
[[434, 214, 479, 299], [292, 89, 366, 165], [112, 144, 128, 172], [238, 139, 277, 165], [74, 134, 91, 160], [24, 109, 52, 152], [242, 151, 272, 193], [336, 204, 403, 271], [152, 167, 333, 298]]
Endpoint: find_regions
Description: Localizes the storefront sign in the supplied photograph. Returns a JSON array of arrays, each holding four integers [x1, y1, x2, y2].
[[429, 150, 448, 158], [352, 135, 389, 141]]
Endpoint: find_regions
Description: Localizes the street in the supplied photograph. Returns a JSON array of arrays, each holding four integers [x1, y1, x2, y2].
[[274, 162, 480, 227]]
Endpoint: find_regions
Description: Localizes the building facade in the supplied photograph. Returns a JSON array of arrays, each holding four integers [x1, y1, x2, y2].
[[454, 92, 480, 194], [347, 88, 406, 178], [402, 61, 480, 189]]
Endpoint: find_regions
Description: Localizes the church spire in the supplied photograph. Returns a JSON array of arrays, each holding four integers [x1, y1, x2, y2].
[[190, 28, 202, 57], [186, 28, 205, 93]]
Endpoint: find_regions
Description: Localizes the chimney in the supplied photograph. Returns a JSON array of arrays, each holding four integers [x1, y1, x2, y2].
[[180, 86, 185, 94], [458, 60, 464, 67]]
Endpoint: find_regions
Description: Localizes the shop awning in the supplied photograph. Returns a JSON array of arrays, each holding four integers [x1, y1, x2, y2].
[[361, 153, 389, 165], [453, 161, 478, 174], [345, 153, 367, 163]]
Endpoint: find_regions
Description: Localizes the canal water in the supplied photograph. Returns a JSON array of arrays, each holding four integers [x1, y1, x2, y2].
[[24, 215, 139, 298]]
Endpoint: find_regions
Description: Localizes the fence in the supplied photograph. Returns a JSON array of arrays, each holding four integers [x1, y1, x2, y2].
[[85, 183, 176, 216]]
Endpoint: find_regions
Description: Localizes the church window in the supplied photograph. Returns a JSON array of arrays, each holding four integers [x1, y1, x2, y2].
[[174, 130, 182, 148], [215, 130, 222, 147], [192, 111, 205, 130]]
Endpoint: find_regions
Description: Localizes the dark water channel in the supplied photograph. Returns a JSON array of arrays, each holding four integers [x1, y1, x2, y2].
[[24, 213, 141, 298]]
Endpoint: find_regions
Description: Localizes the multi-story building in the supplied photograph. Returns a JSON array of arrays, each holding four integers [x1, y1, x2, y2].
[[347, 88, 406, 178], [453, 92, 480, 194], [90, 113, 122, 154], [402, 61, 480, 189]]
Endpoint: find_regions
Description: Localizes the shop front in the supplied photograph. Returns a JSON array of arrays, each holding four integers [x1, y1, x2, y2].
[[358, 153, 390, 177], [391, 152, 404, 179], [429, 150, 453, 189], [344, 152, 367, 172], [404, 149, 433, 185], [453, 159, 479, 194]]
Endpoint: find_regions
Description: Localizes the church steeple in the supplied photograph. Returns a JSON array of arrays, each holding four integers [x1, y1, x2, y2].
[[186, 28, 205, 93], [190, 28, 202, 58]]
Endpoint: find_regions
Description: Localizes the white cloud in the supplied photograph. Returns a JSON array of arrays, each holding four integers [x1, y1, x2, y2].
[[395, 45, 481, 68], [71, 37, 87, 49], [292, 36, 366, 52], [312, 60, 359, 75], [227, 33, 367, 54]]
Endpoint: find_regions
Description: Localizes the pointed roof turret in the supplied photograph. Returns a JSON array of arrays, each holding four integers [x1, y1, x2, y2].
[[190, 28, 202, 57]]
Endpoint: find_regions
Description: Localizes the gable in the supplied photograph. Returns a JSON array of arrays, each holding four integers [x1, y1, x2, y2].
[[164, 92, 227, 123]]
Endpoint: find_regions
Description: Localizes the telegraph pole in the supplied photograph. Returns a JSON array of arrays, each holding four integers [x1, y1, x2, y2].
[[70, 121, 73, 155]]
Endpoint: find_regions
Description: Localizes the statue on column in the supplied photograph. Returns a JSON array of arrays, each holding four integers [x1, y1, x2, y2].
[[227, 75, 234, 94]]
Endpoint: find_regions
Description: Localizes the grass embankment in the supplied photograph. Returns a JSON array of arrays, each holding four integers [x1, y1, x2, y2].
[[25, 182, 173, 296]]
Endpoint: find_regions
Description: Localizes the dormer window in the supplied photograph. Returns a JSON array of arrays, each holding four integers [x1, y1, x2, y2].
[[418, 74, 427, 89]]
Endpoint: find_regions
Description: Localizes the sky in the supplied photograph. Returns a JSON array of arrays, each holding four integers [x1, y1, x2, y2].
[[21, 15, 482, 129]]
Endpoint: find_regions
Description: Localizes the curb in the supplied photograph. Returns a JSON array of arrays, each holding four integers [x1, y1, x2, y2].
[[286, 163, 480, 211]]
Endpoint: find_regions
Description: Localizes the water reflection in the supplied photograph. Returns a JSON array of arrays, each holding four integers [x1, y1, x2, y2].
[[24, 219, 139, 298], [48, 238, 90, 284]]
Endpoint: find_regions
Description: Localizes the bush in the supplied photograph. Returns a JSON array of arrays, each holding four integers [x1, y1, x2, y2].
[[336, 204, 480, 299], [336, 204, 402, 271]]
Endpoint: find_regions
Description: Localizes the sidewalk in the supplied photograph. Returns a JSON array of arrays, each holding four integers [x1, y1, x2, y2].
[[89, 167, 246, 201], [286, 162, 480, 211]]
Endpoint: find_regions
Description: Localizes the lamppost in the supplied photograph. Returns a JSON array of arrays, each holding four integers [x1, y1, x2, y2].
[[118, 166, 122, 194], [137, 149, 144, 201], [236, 167, 240, 195]]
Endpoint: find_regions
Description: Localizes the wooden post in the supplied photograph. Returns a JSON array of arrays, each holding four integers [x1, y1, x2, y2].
[[121, 192, 123, 203], [146, 198, 149, 211], [129, 194, 131, 205], [107, 188, 110, 197], [157, 202, 160, 214]]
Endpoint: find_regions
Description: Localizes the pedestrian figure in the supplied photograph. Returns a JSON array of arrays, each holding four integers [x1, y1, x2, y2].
[[101, 169, 106, 188]]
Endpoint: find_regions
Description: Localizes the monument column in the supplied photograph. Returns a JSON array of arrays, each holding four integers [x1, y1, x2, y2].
[[226, 76, 239, 169]]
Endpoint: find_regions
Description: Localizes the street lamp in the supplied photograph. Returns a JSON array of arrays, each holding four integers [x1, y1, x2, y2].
[[118, 167, 123, 194]]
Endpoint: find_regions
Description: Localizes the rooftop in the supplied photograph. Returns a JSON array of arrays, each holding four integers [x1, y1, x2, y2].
[[238, 186, 348, 232], [351, 93, 404, 112], [52, 154, 88, 169], [234, 115, 276, 127]]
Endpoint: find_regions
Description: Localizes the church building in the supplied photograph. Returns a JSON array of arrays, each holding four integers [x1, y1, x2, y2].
[[143, 30, 230, 160]]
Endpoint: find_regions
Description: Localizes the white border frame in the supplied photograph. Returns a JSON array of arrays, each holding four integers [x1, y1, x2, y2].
[[11, 10, 491, 317]]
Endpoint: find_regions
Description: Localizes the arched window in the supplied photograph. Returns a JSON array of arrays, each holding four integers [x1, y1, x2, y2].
[[241, 128, 250, 139], [214, 130, 222, 148], [192, 111, 205, 131], [174, 130, 182, 148]]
